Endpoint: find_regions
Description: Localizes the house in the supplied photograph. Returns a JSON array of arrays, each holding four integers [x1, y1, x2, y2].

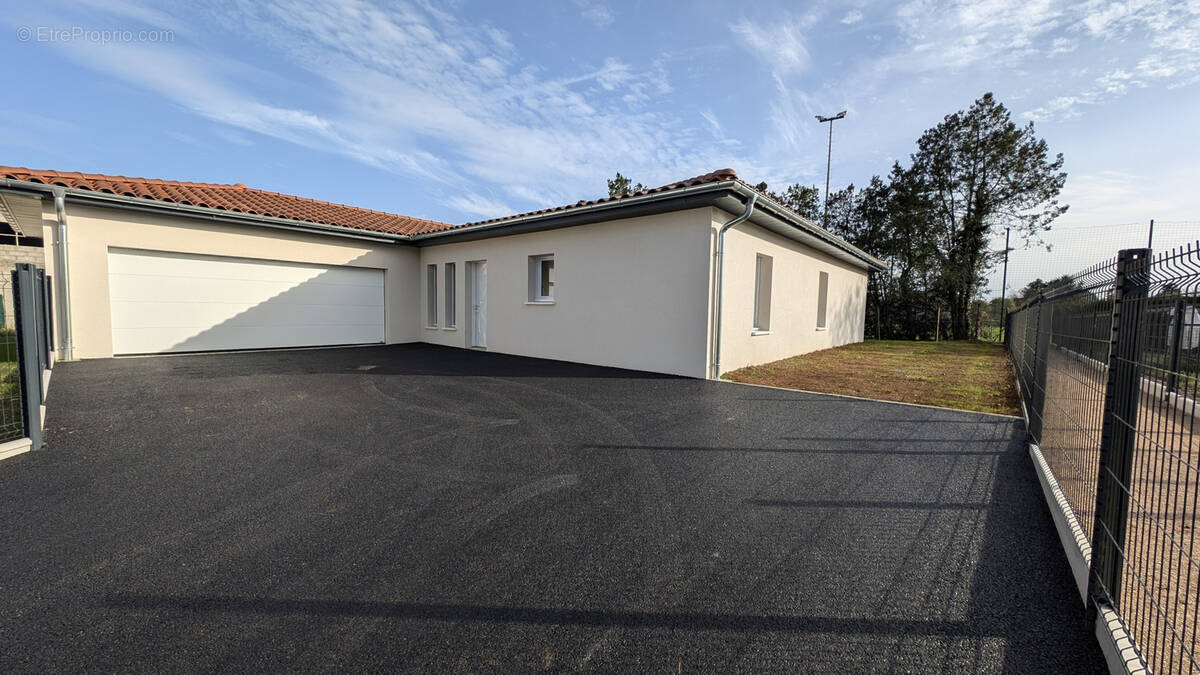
[[0, 166, 885, 379]]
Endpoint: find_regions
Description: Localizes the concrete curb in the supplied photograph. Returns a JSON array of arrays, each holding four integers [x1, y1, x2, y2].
[[1028, 443, 1092, 602], [1096, 605, 1151, 675], [0, 437, 32, 462]]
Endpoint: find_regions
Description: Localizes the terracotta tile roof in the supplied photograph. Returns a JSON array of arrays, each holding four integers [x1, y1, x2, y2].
[[1, 166, 841, 248], [453, 168, 743, 229], [0, 166, 453, 236], [0, 164, 882, 267]]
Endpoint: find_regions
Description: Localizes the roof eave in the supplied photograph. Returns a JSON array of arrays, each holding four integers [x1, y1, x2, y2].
[[407, 180, 744, 244], [412, 180, 888, 271], [732, 188, 889, 272]]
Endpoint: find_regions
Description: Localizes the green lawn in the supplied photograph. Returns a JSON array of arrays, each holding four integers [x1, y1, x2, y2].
[[724, 339, 1021, 416]]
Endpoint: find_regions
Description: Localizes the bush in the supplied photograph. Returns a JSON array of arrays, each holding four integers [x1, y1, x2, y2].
[[0, 329, 17, 363]]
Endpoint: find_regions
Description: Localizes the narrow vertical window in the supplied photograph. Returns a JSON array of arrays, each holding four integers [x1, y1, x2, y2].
[[816, 271, 829, 329], [754, 254, 773, 331], [529, 254, 555, 302], [426, 264, 438, 327], [444, 263, 456, 328]]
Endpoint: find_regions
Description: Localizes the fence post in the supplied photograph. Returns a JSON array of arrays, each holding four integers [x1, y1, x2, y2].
[[12, 264, 43, 450], [1087, 248, 1151, 615], [1029, 298, 1053, 442], [1166, 297, 1184, 394]]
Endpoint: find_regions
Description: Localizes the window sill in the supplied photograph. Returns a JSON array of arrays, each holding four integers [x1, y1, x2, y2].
[[442, 327, 457, 331], [424, 326, 439, 330], [751, 330, 772, 336], [816, 327, 828, 332], [525, 300, 556, 305]]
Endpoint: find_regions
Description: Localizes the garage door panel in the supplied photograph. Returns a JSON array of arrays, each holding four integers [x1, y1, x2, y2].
[[108, 249, 385, 354], [108, 275, 386, 307], [111, 323, 384, 355], [109, 300, 382, 330], [109, 249, 379, 282]]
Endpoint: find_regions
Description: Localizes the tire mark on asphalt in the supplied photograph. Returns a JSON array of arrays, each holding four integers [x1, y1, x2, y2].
[[457, 473, 580, 541]]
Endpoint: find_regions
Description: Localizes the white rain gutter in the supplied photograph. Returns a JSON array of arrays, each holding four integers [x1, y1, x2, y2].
[[51, 187, 74, 361], [710, 192, 757, 379]]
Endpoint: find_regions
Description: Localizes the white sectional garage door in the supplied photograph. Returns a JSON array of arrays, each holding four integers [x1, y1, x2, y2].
[[108, 249, 385, 354]]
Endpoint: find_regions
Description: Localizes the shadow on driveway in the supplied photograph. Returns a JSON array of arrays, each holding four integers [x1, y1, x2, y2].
[[0, 344, 1103, 672]]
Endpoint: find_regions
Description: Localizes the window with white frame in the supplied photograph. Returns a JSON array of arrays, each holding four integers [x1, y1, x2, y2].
[[753, 254, 773, 331], [528, 254, 555, 302], [816, 271, 829, 329], [444, 262, 456, 327], [426, 264, 438, 327]]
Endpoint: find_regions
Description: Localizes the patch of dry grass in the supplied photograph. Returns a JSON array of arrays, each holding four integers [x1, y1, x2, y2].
[[724, 339, 1021, 416]]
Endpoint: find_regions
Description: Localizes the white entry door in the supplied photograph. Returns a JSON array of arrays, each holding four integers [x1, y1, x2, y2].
[[107, 248, 385, 354], [470, 261, 487, 348]]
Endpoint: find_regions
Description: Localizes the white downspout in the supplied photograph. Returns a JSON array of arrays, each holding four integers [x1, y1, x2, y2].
[[710, 193, 757, 379], [51, 188, 74, 361]]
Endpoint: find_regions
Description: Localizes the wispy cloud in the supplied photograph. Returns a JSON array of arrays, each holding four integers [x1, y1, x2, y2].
[[874, 0, 1200, 120], [730, 14, 824, 161], [892, 0, 1065, 70], [732, 16, 811, 74], [32, 0, 739, 217], [573, 0, 614, 28], [446, 193, 514, 219], [14, 0, 1199, 223]]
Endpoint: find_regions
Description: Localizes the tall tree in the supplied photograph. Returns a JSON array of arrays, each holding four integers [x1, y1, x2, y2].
[[910, 92, 1067, 339], [1020, 274, 1075, 300], [607, 172, 645, 198], [755, 181, 822, 222], [883, 164, 940, 339], [772, 183, 822, 222]]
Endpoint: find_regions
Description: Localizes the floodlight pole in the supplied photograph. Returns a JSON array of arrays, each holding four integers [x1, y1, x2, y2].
[[815, 110, 847, 227]]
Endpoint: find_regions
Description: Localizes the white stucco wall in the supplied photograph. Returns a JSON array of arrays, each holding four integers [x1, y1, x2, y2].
[[418, 208, 714, 378], [40, 198, 868, 375], [49, 203, 421, 359], [712, 208, 868, 376]]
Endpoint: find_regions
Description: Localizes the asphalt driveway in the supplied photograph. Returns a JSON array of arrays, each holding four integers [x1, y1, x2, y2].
[[1, 344, 1102, 672]]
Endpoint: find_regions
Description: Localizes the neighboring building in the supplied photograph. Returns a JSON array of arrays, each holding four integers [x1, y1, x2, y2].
[[0, 166, 884, 378]]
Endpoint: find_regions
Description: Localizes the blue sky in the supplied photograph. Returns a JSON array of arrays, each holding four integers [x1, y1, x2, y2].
[[2, 0, 1198, 295]]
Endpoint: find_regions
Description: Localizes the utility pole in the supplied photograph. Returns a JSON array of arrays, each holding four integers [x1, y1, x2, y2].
[[815, 110, 847, 227], [999, 227, 1011, 343], [1148, 219, 1155, 250]]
